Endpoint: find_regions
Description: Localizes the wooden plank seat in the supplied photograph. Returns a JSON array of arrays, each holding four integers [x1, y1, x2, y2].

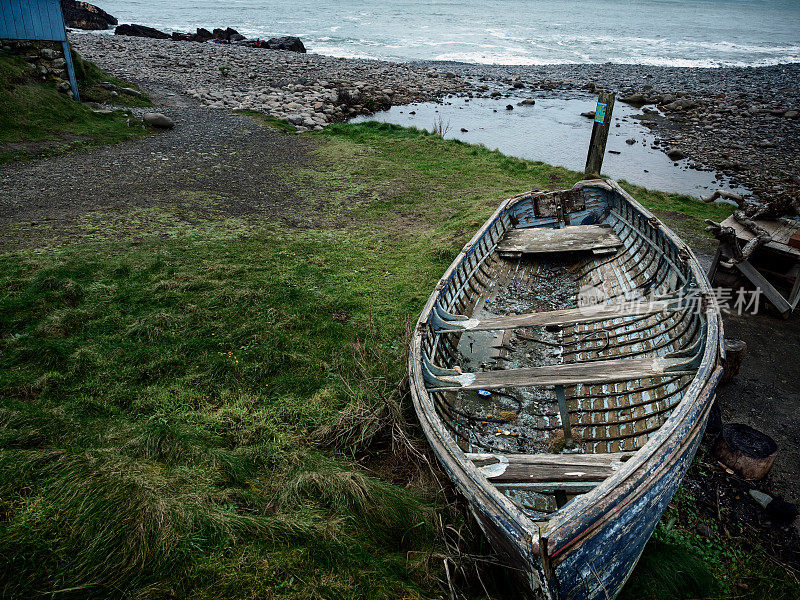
[[428, 356, 696, 391], [497, 225, 622, 255], [439, 298, 679, 332], [466, 452, 634, 484]]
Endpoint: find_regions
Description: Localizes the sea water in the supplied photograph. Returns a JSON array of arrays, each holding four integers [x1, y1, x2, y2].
[[92, 0, 799, 67]]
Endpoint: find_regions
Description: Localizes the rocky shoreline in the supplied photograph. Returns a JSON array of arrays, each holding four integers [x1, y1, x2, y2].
[[436, 62, 800, 204], [70, 35, 467, 132], [69, 34, 799, 203]]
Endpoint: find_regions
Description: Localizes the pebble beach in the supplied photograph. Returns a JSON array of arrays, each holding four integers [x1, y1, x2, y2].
[[70, 33, 800, 203]]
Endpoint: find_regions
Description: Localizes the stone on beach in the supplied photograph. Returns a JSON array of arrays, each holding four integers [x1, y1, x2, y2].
[[666, 147, 686, 160], [264, 36, 307, 53], [115, 24, 170, 39], [143, 113, 175, 128], [213, 27, 245, 42], [620, 92, 648, 106], [195, 28, 215, 42]]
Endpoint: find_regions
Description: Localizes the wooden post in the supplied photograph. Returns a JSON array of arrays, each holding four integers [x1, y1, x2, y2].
[[720, 338, 746, 385], [61, 41, 80, 102], [584, 91, 615, 178], [713, 424, 777, 481]]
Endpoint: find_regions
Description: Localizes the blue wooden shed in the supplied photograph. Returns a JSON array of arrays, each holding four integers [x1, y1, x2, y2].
[[0, 0, 80, 100]]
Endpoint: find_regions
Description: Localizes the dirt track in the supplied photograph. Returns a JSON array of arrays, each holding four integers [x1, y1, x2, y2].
[[0, 82, 316, 250]]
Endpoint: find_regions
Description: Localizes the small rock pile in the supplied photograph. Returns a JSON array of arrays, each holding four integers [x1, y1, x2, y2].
[[70, 35, 471, 132], [615, 84, 800, 202], [0, 40, 75, 96]]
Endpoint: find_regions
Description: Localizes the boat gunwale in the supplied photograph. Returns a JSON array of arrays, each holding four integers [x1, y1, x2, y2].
[[409, 179, 723, 588]]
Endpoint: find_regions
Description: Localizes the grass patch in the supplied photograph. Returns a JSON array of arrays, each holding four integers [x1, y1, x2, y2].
[[0, 49, 152, 163], [0, 120, 772, 598], [307, 122, 733, 238], [619, 181, 734, 224], [623, 486, 800, 600], [70, 49, 152, 108], [0, 230, 451, 598], [238, 109, 298, 133], [620, 538, 718, 600]]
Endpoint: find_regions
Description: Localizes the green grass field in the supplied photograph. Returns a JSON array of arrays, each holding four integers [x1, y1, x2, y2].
[[2, 115, 795, 599]]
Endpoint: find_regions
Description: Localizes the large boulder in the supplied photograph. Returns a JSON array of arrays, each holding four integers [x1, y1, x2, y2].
[[210, 27, 246, 42], [620, 92, 649, 106], [115, 24, 170, 39], [265, 36, 306, 53], [61, 1, 117, 30], [666, 147, 686, 161], [143, 113, 174, 128], [193, 28, 215, 42], [663, 98, 697, 112]]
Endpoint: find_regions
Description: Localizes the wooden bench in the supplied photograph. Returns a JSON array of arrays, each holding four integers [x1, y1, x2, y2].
[[452, 298, 678, 332], [442, 356, 695, 391], [708, 216, 800, 317], [497, 225, 621, 255], [466, 451, 633, 484]]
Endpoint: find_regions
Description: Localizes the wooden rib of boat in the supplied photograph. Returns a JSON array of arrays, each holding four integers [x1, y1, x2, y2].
[[409, 179, 723, 599]]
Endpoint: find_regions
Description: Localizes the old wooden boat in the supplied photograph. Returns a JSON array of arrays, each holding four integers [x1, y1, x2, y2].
[[409, 179, 723, 599]]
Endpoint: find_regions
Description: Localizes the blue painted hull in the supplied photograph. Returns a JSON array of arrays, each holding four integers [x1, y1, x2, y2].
[[550, 383, 718, 599]]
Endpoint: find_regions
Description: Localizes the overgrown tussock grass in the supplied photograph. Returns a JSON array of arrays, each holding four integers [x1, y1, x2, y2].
[[0, 230, 450, 598], [0, 120, 768, 599]]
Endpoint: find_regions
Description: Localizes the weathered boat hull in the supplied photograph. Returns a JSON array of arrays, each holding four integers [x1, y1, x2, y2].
[[409, 179, 723, 599], [548, 371, 720, 598]]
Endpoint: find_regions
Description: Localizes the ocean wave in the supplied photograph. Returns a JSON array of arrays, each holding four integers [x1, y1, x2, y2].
[[81, 1, 800, 68], [433, 51, 577, 66], [308, 45, 380, 60]]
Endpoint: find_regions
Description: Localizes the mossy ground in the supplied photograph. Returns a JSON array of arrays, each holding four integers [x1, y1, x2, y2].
[[69, 49, 153, 109], [0, 49, 152, 163], [1, 118, 794, 599]]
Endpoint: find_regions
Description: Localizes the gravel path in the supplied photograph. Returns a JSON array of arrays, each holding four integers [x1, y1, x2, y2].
[[0, 82, 318, 250]]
